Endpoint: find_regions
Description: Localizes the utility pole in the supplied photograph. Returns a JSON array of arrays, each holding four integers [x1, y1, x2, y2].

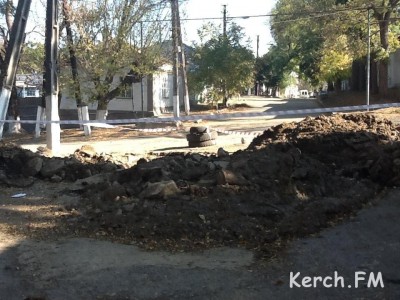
[[256, 35, 260, 58], [0, 0, 31, 139], [222, 4, 228, 107], [223, 5, 227, 38], [170, 0, 180, 118], [255, 35, 260, 96], [175, 0, 190, 115], [44, 0, 60, 153]]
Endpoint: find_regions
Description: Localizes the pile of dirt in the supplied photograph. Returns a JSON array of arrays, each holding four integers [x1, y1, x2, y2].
[[1, 113, 400, 257]]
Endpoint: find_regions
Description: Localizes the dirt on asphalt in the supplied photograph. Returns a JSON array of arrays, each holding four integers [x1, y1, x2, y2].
[[1, 112, 400, 261]]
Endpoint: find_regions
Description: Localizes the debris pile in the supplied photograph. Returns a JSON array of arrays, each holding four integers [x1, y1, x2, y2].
[[1, 113, 400, 255]]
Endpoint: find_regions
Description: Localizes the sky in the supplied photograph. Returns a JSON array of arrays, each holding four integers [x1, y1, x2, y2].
[[180, 0, 277, 56], [6, 0, 277, 56]]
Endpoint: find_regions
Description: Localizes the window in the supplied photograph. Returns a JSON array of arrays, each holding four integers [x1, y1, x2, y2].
[[118, 83, 133, 98], [162, 76, 169, 99], [26, 87, 37, 97]]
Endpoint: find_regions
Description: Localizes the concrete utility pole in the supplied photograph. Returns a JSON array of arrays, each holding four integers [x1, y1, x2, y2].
[[170, 0, 180, 118], [175, 0, 190, 115], [44, 0, 61, 153], [0, 0, 31, 139], [255, 35, 260, 96], [223, 5, 227, 38], [222, 4, 228, 106]]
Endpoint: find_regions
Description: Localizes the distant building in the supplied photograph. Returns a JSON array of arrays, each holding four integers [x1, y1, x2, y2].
[[16, 74, 42, 98], [284, 72, 299, 98], [60, 63, 185, 116]]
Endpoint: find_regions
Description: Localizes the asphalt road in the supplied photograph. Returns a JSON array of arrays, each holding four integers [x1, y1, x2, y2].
[[1, 187, 399, 299], [11, 97, 323, 156], [15, 96, 321, 133]]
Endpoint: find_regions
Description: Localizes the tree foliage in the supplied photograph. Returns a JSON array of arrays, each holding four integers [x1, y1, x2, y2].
[[62, 0, 169, 109], [255, 45, 290, 94], [188, 23, 255, 106], [267, 0, 400, 94], [18, 42, 44, 74]]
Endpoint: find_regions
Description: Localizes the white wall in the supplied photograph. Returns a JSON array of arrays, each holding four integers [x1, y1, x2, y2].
[[152, 73, 173, 114], [61, 78, 148, 112], [60, 64, 174, 113], [108, 79, 148, 112], [284, 85, 299, 98]]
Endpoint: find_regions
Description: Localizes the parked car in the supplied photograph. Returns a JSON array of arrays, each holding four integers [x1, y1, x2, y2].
[[299, 90, 309, 98]]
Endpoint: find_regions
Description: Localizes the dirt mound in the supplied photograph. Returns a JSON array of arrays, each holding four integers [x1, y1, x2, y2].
[[1, 113, 400, 257], [249, 114, 400, 185]]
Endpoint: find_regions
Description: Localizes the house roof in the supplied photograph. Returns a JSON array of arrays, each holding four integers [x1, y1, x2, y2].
[[154, 40, 194, 64]]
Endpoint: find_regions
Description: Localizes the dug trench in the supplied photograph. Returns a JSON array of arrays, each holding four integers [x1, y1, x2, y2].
[[1, 113, 400, 259]]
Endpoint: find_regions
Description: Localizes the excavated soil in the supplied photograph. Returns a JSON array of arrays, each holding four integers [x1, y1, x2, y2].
[[1, 113, 400, 258]]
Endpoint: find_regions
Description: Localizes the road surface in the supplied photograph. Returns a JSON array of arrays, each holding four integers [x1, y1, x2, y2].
[[12, 97, 322, 156], [0, 186, 399, 299]]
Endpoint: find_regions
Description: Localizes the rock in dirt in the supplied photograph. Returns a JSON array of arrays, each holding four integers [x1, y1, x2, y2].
[[216, 169, 248, 186], [70, 173, 113, 191], [140, 180, 180, 199], [217, 147, 229, 158], [23, 156, 43, 177], [77, 145, 97, 157], [40, 159, 65, 178]]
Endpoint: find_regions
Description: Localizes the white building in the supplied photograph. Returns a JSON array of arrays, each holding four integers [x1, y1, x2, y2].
[[16, 74, 42, 98], [60, 63, 186, 116]]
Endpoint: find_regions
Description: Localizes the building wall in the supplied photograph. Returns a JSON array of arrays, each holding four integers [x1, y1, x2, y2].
[[153, 72, 173, 114], [108, 78, 149, 112], [61, 77, 149, 112], [60, 64, 174, 113], [388, 49, 400, 88]]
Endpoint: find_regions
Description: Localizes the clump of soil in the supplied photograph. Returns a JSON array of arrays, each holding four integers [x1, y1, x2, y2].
[[1, 113, 400, 257]]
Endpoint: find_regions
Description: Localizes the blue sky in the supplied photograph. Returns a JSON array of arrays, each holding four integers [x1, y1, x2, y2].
[[180, 0, 277, 55], [17, 0, 277, 56]]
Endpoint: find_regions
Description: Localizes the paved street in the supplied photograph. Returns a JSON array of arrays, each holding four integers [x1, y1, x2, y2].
[[11, 96, 323, 156], [215, 96, 322, 132]]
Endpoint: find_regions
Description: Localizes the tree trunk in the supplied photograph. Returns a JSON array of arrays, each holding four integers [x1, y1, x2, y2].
[[375, 9, 391, 98], [335, 79, 341, 93], [62, 0, 83, 106], [7, 82, 21, 134], [96, 109, 108, 121], [328, 81, 334, 91], [5, 0, 13, 33]]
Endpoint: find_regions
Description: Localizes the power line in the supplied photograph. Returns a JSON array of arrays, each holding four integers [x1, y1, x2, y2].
[[139, 6, 378, 24]]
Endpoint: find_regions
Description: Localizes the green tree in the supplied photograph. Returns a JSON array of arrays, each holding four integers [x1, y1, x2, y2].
[[189, 23, 255, 106], [341, 0, 400, 96], [271, 0, 400, 96], [255, 46, 291, 95], [271, 0, 330, 86], [62, 0, 169, 117], [18, 42, 44, 74]]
